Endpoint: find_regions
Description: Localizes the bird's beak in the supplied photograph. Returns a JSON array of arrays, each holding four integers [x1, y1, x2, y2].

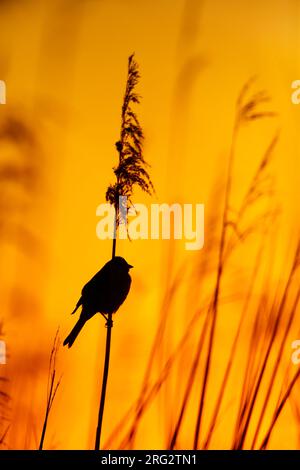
[[128, 264, 133, 269]]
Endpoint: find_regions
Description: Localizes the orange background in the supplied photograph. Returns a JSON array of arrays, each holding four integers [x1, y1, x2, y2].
[[0, 0, 299, 449]]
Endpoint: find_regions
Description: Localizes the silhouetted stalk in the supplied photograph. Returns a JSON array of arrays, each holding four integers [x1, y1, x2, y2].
[[39, 372, 54, 450], [95, 211, 117, 450], [104, 296, 212, 449], [232, 295, 267, 447], [0, 425, 9, 448], [260, 367, 300, 449], [95, 54, 153, 450], [39, 331, 61, 450], [120, 307, 210, 449], [95, 315, 114, 450], [234, 245, 299, 449], [251, 286, 300, 448]]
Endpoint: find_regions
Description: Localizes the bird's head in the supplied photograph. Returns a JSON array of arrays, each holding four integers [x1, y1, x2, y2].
[[112, 256, 133, 272]]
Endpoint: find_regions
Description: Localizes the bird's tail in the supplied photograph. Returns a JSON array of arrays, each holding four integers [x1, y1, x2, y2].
[[63, 318, 85, 348]]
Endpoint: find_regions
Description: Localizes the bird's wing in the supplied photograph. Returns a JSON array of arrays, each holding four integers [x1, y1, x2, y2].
[[119, 275, 132, 303], [71, 296, 82, 314], [81, 263, 110, 299], [111, 273, 132, 312]]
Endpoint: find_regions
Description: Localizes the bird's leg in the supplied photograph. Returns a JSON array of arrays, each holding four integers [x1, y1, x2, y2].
[[103, 314, 113, 328], [100, 313, 113, 328]]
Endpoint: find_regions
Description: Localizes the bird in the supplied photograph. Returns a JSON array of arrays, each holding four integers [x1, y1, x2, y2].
[[63, 256, 133, 348]]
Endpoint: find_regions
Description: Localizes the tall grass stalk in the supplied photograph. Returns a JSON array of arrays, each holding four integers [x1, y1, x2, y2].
[[251, 284, 300, 448], [203, 134, 277, 448], [39, 331, 61, 450], [234, 242, 300, 449], [94, 229, 116, 450], [193, 80, 274, 449], [260, 366, 300, 449], [94, 54, 153, 450]]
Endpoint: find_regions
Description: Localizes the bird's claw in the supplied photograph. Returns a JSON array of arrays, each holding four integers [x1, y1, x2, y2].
[[101, 313, 113, 328], [105, 318, 113, 328]]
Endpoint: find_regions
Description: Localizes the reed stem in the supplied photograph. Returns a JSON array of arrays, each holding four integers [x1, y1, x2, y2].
[[94, 215, 117, 450]]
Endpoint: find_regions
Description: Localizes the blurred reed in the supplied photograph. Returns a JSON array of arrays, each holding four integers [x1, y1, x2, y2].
[[39, 331, 61, 450], [0, 321, 10, 449], [102, 82, 300, 450]]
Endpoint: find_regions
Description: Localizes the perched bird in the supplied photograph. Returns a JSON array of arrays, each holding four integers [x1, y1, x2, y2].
[[63, 256, 133, 348]]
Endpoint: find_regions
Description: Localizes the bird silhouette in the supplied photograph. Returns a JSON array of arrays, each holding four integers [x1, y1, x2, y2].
[[63, 256, 133, 348]]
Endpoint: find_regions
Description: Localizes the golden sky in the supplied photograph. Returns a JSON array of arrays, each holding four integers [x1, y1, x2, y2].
[[0, 0, 299, 450]]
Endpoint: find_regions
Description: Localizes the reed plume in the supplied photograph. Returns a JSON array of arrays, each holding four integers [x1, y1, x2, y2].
[[95, 53, 154, 450]]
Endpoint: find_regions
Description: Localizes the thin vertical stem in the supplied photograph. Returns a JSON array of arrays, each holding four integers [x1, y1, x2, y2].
[[39, 332, 60, 450], [95, 54, 151, 450], [112, 212, 117, 259], [39, 402, 51, 450], [95, 313, 113, 450], [112, 238, 116, 259], [95, 211, 117, 450]]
